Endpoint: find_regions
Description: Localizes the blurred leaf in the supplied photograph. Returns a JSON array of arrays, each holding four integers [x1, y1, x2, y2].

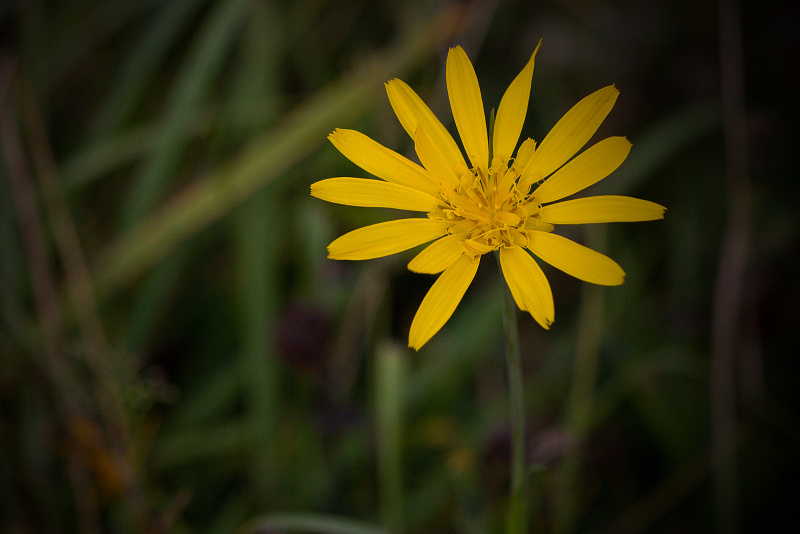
[[91, 0, 209, 136], [91, 7, 464, 300], [230, 0, 284, 498], [375, 342, 407, 532], [118, 0, 253, 229]]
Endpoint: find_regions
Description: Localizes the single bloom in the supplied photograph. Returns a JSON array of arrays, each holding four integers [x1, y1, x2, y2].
[[311, 42, 665, 350]]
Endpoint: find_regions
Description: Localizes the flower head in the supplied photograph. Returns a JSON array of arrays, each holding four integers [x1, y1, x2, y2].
[[312, 42, 665, 350]]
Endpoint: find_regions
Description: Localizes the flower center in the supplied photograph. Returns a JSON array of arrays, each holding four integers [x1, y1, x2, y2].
[[432, 158, 540, 258]]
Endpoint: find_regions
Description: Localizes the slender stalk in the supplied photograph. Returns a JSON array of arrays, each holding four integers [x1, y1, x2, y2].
[[496, 252, 527, 534], [489, 108, 527, 533]]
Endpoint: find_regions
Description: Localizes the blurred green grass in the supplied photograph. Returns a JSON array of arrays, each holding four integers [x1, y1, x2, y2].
[[1, 1, 798, 533]]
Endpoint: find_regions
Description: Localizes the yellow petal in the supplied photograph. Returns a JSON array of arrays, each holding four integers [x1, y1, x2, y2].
[[523, 85, 619, 182], [311, 178, 441, 212], [408, 254, 479, 350], [529, 137, 631, 203], [385, 79, 466, 172], [493, 40, 541, 163], [328, 218, 445, 260], [498, 245, 554, 329], [540, 196, 666, 224], [415, 127, 459, 190], [523, 218, 555, 233], [528, 231, 624, 286], [408, 234, 464, 274], [513, 138, 536, 180], [463, 237, 495, 255], [328, 129, 439, 195], [446, 46, 488, 173]]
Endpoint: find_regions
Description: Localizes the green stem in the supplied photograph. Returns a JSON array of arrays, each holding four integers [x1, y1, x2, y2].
[[496, 252, 527, 534]]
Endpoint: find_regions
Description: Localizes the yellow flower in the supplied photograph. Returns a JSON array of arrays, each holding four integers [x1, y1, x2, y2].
[[311, 42, 665, 350]]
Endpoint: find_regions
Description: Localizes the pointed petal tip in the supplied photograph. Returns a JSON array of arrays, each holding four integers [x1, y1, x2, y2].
[[647, 202, 667, 219], [328, 128, 345, 141], [326, 242, 339, 259], [385, 78, 407, 91], [531, 311, 553, 330], [597, 84, 620, 101], [530, 38, 543, 58], [606, 270, 626, 287], [327, 251, 350, 261]]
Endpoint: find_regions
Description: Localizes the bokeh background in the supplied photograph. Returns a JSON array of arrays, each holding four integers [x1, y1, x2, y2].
[[1, 0, 797, 532]]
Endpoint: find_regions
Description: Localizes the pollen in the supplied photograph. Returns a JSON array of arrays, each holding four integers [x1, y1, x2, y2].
[[433, 160, 541, 259]]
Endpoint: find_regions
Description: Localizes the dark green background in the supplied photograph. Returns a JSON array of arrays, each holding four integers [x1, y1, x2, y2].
[[1, 0, 796, 532]]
